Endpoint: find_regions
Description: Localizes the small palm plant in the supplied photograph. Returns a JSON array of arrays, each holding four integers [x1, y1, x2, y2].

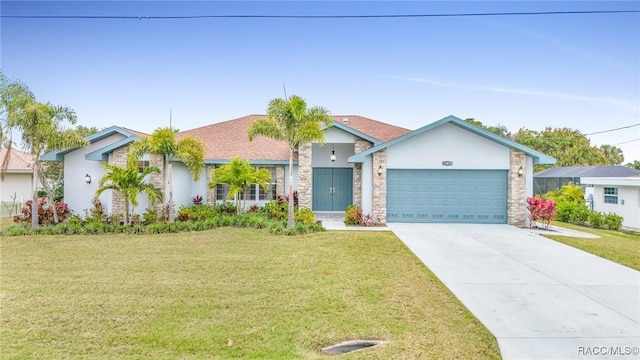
[[96, 162, 163, 225], [209, 157, 271, 213]]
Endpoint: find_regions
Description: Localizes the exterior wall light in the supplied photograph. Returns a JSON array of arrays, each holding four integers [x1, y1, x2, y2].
[[330, 144, 336, 162], [517, 166, 524, 177], [377, 165, 383, 176], [85, 174, 92, 184]]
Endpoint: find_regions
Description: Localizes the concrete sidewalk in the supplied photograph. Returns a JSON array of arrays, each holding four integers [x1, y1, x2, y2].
[[388, 223, 640, 360]]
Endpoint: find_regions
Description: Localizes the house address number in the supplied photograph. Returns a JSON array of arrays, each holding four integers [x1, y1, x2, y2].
[[442, 161, 453, 166]]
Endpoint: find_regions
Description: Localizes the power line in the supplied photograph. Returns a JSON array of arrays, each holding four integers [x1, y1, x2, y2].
[[2, 9, 640, 20], [584, 123, 640, 135], [613, 138, 640, 146]]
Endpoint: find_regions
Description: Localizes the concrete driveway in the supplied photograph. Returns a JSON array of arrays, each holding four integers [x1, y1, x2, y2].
[[387, 223, 640, 360]]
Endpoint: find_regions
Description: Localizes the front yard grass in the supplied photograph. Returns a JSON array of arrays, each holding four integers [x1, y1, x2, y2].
[[542, 222, 640, 271], [0, 228, 500, 359]]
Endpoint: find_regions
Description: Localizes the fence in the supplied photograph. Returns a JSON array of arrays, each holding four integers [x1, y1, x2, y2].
[[1, 201, 23, 219]]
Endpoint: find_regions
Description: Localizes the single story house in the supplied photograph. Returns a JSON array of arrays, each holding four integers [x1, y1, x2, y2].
[[534, 166, 640, 195], [580, 176, 640, 229], [42, 115, 555, 226], [0, 148, 36, 218]]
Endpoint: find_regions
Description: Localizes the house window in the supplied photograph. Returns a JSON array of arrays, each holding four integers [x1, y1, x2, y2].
[[138, 160, 150, 173], [604, 187, 618, 204], [216, 184, 230, 201]]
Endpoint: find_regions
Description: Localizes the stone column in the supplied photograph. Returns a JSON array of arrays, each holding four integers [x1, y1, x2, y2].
[[275, 165, 285, 196], [297, 143, 312, 208], [353, 138, 373, 207], [372, 149, 387, 223], [206, 165, 216, 205], [110, 146, 129, 219], [508, 148, 527, 227]]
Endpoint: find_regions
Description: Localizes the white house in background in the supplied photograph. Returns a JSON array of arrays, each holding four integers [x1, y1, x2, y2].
[[581, 176, 640, 230], [42, 115, 555, 226], [0, 148, 35, 217]]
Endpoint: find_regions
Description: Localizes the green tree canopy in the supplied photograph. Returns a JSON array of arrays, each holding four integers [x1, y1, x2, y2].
[[247, 95, 333, 227], [96, 162, 163, 225], [209, 157, 271, 213], [129, 127, 205, 222]]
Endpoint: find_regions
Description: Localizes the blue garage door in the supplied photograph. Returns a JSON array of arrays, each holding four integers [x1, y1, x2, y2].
[[387, 169, 507, 223]]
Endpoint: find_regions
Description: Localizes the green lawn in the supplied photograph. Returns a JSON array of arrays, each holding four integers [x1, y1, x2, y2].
[[0, 229, 500, 359], [542, 222, 640, 271]]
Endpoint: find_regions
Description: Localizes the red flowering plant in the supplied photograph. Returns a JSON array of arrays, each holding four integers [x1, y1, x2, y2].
[[526, 196, 556, 230], [13, 197, 70, 226]]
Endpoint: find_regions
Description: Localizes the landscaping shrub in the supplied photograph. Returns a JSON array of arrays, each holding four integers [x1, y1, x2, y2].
[[142, 208, 159, 225], [555, 201, 590, 224], [263, 198, 288, 220], [588, 211, 604, 229], [526, 196, 556, 229], [1, 223, 30, 236], [344, 204, 363, 225], [294, 207, 316, 225], [13, 198, 70, 225], [192, 195, 203, 205], [604, 213, 623, 231]]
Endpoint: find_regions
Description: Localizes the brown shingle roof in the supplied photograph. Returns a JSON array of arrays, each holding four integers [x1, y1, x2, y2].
[[0, 148, 34, 172], [177, 114, 411, 161]]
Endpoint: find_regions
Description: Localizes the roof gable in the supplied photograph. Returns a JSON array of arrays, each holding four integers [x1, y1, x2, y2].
[[348, 115, 556, 164], [41, 126, 143, 161]]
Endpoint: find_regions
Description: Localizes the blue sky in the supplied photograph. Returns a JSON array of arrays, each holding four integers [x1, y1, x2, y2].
[[2, 1, 639, 162]]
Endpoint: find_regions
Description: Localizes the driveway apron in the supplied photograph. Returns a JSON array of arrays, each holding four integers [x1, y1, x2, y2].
[[387, 223, 640, 360]]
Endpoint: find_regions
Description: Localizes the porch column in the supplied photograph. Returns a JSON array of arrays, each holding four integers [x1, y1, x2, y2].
[[110, 146, 129, 219], [206, 165, 216, 205], [298, 142, 312, 208], [508, 149, 527, 227], [275, 165, 285, 196], [353, 137, 373, 207], [148, 154, 165, 212], [372, 149, 387, 223]]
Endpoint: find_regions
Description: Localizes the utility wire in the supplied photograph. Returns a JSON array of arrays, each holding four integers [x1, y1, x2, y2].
[[584, 123, 640, 135], [2, 9, 640, 20], [613, 138, 640, 146]]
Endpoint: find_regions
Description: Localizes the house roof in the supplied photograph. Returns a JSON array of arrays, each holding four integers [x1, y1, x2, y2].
[[535, 166, 640, 178], [580, 176, 640, 187], [0, 148, 34, 173], [41, 126, 143, 161], [348, 115, 557, 164], [177, 114, 411, 163]]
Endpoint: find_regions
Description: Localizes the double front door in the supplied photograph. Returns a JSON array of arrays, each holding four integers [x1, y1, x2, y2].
[[312, 168, 353, 211]]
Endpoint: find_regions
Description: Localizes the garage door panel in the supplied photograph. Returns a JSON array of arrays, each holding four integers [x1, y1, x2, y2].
[[387, 169, 507, 224]]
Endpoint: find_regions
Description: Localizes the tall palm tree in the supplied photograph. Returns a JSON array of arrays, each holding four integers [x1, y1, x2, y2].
[[129, 127, 205, 222], [209, 157, 272, 213], [247, 95, 332, 227], [1, 73, 86, 227], [96, 163, 163, 225]]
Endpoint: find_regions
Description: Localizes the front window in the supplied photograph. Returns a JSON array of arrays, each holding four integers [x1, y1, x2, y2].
[[216, 184, 230, 201], [215, 167, 276, 202], [604, 187, 618, 204], [138, 160, 150, 173]]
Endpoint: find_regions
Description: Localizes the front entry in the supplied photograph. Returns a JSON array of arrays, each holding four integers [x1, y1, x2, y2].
[[312, 168, 353, 211]]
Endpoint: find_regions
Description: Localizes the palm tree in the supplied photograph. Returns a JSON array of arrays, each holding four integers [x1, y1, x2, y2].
[[129, 127, 205, 222], [209, 157, 272, 213], [1, 73, 86, 227], [599, 144, 624, 165], [96, 163, 163, 225], [247, 95, 332, 227]]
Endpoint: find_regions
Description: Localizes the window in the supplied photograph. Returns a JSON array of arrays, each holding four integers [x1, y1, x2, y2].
[[138, 160, 150, 173], [214, 167, 277, 202], [604, 187, 618, 204], [216, 184, 230, 201]]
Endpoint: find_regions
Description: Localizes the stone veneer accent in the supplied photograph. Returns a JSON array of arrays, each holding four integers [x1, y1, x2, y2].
[[206, 165, 216, 205], [297, 143, 313, 208], [508, 148, 527, 227], [353, 138, 373, 206], [276, 165, 285, 195], [372, 149, 387, 223], [110, 146, 129, 218]]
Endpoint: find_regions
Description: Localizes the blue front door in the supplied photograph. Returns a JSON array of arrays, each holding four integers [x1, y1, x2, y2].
[[313, 168, 353, 211]]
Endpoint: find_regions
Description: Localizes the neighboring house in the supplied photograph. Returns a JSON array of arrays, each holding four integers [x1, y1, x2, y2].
[[534, 166, 640, 195], [43, 115, 555, 226], [580, 176, 640, 230], [0, 148, 35, 217]]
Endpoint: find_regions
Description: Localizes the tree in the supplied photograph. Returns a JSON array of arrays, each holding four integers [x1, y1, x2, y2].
[[625, 160, 640, 170], [209, 157, 271, 213], [96, 162, 163, 225], [247, 95, 333, 227], [465, 118, 511, 138], [598, 144, 624, 165], [1, 73, 87, 227], [129, 127, 205, 222]]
